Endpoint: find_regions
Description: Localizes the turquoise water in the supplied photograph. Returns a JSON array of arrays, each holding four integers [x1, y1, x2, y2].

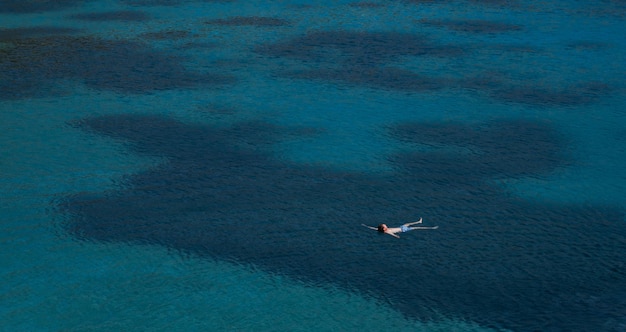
[[1, 1, 625, 331]]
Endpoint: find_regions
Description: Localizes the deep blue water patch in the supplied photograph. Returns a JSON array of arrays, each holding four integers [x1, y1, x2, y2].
[[405, 0, 517, 6], [458, 72, 614, 107], [485, 81, 612, 107], [255, 31, 465, 65], [0, 27, 80, 99], [205, 16, 290, 27], [390, 120, 564, 178], [61, 113, 626, 331], [418, 19, 522, 34], [139, 30, 193, 41], [348, 2, 386, 8], [68, 10, 151, 22], [0, 0, 82, 13], [255, 30, 463, 91], [565, 40, 611, 51], [0, 34, 234, 99], [286, 67, 449, 91], [122, 0, 231, 6], [122, 0, 186, 6], [256, 30, 613, 107], [0, 26, 81, 42]]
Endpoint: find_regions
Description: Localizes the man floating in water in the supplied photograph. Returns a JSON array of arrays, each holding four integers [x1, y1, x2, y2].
[[362, 218, 438, 238]]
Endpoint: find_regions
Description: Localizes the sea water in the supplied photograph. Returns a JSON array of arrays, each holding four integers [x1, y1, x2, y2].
[[1, 0, 625, 331]]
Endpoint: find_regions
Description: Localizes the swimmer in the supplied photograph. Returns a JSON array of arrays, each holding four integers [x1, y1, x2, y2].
[[362, 218, 438, 238]]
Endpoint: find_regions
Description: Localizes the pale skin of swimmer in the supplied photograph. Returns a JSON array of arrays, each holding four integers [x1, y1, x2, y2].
[[362, 217, 438, 238]]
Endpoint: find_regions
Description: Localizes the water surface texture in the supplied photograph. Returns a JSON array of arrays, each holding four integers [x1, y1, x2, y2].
[[2, 0, 625, 331]]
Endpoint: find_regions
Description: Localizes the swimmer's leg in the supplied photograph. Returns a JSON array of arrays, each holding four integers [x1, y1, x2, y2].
[[403, 218, 423, 227], [408, 226, 438, 230]]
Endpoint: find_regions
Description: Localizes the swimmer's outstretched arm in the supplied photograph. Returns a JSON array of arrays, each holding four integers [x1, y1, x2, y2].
[[386, 231, 400, 238], [361, 224, 377, 231]]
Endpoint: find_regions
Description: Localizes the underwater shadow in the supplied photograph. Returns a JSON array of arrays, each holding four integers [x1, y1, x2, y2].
[[0, 34, 234, 99], [0, 0, 82, 13], [205, 16, 290, 27], [68, 10, 151, 22], [256, 30, 613, 107], [61, 114, 626, 331]]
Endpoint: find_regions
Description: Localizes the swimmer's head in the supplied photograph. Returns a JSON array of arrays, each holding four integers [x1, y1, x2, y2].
[[377, 224, 387, 232]]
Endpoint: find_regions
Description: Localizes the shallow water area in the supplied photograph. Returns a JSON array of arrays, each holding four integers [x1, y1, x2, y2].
[[2, 0, 626, 331]]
